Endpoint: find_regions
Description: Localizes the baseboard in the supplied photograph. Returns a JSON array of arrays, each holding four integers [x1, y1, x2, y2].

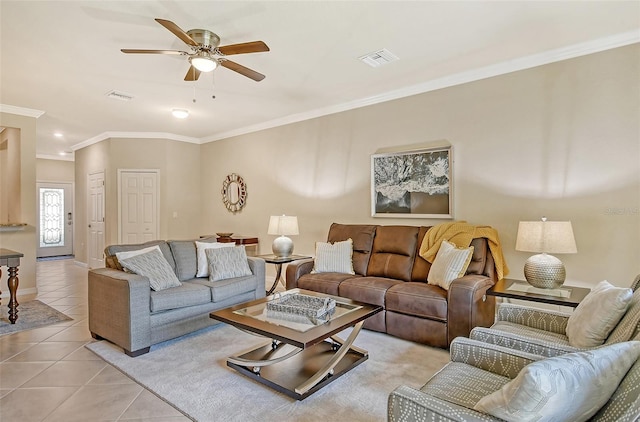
[[74, 260, 88, 268]]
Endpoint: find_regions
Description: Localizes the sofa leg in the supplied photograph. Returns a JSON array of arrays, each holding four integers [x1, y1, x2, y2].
[[91, 332, 105, 341], [125, 347, 150, 357]]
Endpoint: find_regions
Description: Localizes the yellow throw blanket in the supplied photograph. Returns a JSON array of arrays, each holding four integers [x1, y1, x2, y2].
[[419, 221, 509, 280]]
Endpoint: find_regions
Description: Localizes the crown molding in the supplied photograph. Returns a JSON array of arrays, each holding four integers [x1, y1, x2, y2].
[[202, 30, 640, 143], [71, 131, 201, 151], [0, 104, 45, 118], [36, 153, 74, 162]]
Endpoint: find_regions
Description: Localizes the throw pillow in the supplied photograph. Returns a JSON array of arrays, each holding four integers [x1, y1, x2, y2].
[[427, 240, 474, 290], [311, 238, 355, 275], [115, 245, 161, 264], [473, 341, 640, 422], [606, 288, 640, 344], [119, 249, 182, 291], [195, 241, 235, 277], [566, 280, 633, 348], [205, 246, 252, 282]]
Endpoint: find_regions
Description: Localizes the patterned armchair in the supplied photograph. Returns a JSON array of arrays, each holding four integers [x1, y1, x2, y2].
[[387, 337, 640, 422], [470, 275, 640, 358]]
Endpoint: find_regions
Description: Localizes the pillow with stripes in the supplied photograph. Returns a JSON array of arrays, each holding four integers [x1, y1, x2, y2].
[[311, 238, 355, 275], [427, 240, 474, 290]]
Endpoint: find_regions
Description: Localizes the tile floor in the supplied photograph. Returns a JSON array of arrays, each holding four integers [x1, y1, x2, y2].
[[0, 258, 191, 421]]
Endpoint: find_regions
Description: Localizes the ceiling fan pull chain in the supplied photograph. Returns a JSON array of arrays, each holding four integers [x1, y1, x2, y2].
[[211, 71, 216, 99]]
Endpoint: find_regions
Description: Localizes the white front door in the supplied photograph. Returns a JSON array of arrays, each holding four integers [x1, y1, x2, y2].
[[37, 182, 73, 257], [88, 171, 105, 269], [119, 170, 159, 244]]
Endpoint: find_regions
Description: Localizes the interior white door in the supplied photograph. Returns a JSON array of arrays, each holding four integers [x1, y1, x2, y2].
[[37, 182, 73, 257], [119, 170, 159, 244], [88, 171, 105, 269]]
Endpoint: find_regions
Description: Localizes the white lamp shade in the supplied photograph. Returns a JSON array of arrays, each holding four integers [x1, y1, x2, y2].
[[268, 215, 299, 236], [516, 221, 577, 254]]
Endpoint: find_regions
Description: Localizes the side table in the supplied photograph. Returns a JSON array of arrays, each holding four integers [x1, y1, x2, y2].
[[200, 235, 259, 256], [0, 248, 23, 324], [487, 278, 590, 308], [257, 254, 312, 295]]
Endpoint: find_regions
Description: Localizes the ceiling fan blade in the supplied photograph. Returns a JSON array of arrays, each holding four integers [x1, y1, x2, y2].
[[121, 49, 187, 55], [184, 66, 201, 81], [220, 60, 265, 81], [155, 18, 199, 47], [217, 41, 270, 55]]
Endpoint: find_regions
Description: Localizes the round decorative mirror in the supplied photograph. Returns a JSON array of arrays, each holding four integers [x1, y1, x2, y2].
[[221, 173, 247, 213]]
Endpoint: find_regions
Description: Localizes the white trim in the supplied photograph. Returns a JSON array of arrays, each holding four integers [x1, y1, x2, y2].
[[37, 153, 74, 162], [71, 131, 201, 151], [74, 260, 88, 268], [70, 30, 640, 148], [0, 104, 45, 118]]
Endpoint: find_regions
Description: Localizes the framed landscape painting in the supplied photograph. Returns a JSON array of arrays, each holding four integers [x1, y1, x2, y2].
[[371, 145, 453, 218]]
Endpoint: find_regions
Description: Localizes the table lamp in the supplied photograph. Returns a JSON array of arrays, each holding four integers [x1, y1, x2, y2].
[[268, 215, 299, 257], [515, 217, 577, 289]]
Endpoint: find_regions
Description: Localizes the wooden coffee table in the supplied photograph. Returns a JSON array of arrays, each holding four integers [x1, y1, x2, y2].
[[210, 289, 382, 400]]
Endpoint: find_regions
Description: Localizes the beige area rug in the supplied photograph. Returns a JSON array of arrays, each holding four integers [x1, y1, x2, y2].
[[0, 299, 73, 336], [86, 324, 450, 422]]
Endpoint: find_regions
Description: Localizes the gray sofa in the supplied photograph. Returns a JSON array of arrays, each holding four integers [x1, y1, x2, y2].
[[88, 239, 265, 356]]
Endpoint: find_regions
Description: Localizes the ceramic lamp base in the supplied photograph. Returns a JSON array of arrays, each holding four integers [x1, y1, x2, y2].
[[524, 253, 566, 289], [272, 236, 294, 257]]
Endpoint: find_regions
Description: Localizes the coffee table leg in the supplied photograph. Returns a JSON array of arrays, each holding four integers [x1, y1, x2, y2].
[[295, 320, 365, 395], [228, 341, 303, 371]]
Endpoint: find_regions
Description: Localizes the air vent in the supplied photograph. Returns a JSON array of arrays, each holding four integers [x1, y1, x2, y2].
[[105, 90, 134, 101], [359, 48, 399, 68]]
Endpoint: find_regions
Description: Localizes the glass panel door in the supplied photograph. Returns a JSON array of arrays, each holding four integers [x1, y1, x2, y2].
[[37, 182, 73, 257]]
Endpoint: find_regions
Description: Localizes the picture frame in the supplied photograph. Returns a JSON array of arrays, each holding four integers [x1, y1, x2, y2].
[[371, 145, 453, 219]]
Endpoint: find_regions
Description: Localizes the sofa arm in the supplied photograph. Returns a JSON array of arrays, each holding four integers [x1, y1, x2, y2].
[[496, 303, 570, 334], [449, 337, 542, 379], [88, 268, 152, 355], [285, 258, 315, 290], [247, 257, 266, 298], [469, 326, 582, 358], [447, 275, 496, 344], [388, 385, 501, 422]]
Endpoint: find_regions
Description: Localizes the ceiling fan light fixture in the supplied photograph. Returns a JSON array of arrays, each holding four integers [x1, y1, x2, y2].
[[171, 108, 189, 119], [190, 55, 217, 72]]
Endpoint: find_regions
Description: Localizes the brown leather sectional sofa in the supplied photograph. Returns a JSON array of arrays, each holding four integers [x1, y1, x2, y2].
[[286, 223, 498, 348]]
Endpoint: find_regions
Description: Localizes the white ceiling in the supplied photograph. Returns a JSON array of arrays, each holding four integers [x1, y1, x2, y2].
[[1, 1, 639, 159]]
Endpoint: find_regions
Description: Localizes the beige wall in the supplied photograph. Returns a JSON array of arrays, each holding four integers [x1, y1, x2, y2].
[[0, 112, 37, 295], [36, 158, 74, 182], [74, 138, 202, 264], [199, 44, 640, 289]]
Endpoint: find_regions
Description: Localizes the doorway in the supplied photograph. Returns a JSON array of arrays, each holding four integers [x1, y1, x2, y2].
[[118, 169, 159, 244], [37, 182, 73, 258]]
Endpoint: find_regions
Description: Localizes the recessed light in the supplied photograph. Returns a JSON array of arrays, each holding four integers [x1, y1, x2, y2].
[[172, 109, 189, 119], [54, 132, 63, 138]]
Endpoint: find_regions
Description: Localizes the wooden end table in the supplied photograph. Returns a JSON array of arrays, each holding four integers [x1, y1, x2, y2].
[[487, 278, 590, 308], [257, 254, 312, 295]]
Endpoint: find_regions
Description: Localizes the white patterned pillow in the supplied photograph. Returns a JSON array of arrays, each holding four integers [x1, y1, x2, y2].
[[311, 238, 355, 275], [606, 288, 640, 344], [566, 280, 633, 348], [119, 249, 182, 291], [427, 240, 474, 290], [195, 241, 235, 277], [205, 246, 252, 282], [474, 341, 640, 422], [115, 245, 162, 271]]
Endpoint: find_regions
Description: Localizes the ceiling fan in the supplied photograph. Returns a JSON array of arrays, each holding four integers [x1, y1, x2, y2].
[[121, 18, 269, 82]]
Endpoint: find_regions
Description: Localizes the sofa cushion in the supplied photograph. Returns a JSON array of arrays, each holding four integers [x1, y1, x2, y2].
[[367, 225, 419, 282], [339, 276, 403, 306], [327, 223, 376, 276], [120, 249, 182, 291], [427, 240, 474, 290], [311, 238, 355, 275], [206, 246, 253, 282], [386, 282, 448, 321], [297, 273, 359, 296], [191, 276, 259, 303], [474, 341, 640, 422], [466, 237, 488, 275], [168, 240, 198, 281], [606, 288, 640, 344], [149, 282, 211, 312], [566, 280, 632, 348], [105, 240, 175, 272]]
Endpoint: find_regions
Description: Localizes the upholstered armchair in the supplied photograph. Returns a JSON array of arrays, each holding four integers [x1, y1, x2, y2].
[[388, 337, 640, 422], [471, 275, 640, 357]]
